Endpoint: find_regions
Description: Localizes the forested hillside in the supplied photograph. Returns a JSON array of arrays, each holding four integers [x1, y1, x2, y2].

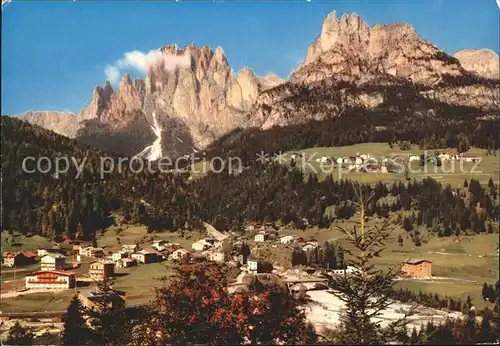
[[2, 116, 498, 242], [205, 78, 500, 166]]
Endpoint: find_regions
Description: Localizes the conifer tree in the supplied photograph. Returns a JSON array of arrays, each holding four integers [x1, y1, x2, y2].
[[5, 321, 34, 345], [325, 187, 415, 344], [62, 295, 92, 346]]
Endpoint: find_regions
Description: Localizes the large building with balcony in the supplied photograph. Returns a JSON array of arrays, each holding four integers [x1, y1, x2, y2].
[[25, 271, 75, 290]]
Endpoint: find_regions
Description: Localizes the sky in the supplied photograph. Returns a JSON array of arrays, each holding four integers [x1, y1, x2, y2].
[[1, 0, 499, 115]]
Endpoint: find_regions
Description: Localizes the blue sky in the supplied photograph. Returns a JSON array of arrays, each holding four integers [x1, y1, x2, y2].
[[1, 0, 499, 115]]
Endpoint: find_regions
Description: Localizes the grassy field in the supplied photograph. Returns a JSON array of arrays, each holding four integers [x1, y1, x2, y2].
[[277, 143, 499, 186], [1, 231, 53, 252], [394, 280, 493, 310], [189, 143, 499, 186], [2, 216, 498, 313], [96, 218, 205, 252], [247, 217, 499, 310], [113, 262, 176, 306], [0, 291, 76, 313], [1, 224, 197, 313]]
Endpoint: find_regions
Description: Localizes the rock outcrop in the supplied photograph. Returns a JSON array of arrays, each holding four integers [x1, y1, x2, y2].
[[251, 10, 498, 129], [17, 111, 78, 137], [453, 49, 500, 79], [76, 44, 279, 156]]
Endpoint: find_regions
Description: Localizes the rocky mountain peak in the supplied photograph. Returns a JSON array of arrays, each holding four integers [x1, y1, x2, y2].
[[453, 49, 499, 79], [296, 10, 463, 85], [119, 73, 133, 88]]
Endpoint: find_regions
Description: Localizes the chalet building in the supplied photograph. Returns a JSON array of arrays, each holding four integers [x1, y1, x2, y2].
[[152, 240, 168, 251], [169, 248, 190, 262], [41, 253, 66, 271], [122, 244, 139, 253], [247, 258, 260, 273], [205, 250, 228, 263], [280, 236, 295, 244], [89, 261, 115, 281], [115, 258, 137, 268], [25, 271, 75, 290], [329, 266, 357, 276], [72, 241, 92, 252], [2, 252, 37, 267], [247, 257, 273, 274], [112, 251, 129, 262], [401, 259, 432, 278], [131, 250, 159, 264], [37, 248, 63, 257], [254, 231, 269, 242], [192, 239, 214, 251], [81, 247, 105, 258]]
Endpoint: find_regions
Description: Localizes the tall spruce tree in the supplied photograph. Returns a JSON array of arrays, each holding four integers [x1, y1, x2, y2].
[[325, 187, 416, 344], [62, 295, 92, 346]]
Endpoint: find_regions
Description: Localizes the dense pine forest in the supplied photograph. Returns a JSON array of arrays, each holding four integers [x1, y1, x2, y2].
[[1, 116, 499, 241]]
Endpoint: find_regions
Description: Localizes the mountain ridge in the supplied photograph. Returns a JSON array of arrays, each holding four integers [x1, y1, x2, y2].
[[17, 10, 499, 157]]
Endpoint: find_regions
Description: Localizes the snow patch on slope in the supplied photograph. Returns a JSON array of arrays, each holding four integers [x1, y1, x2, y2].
[[136, 111, 163, 161]]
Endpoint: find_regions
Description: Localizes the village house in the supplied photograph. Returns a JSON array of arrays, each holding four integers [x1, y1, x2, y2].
[[2, 252, 37, 267], [131, 250, 159, 264], [192, 239, 214, 251], [247, 258, 260, 273], [80, 247, 105, 258], [459, 154, 481, 163], [280, 235, 295, 244], [438, 153, 451, 161], [247, 257, 272, 274], [41, 253, 66, 271], [89, 261, 115, 281], [205, 250, 228, 263], [301, 243, 318, 252], [115, 257, 137, 268], [316, 156, 332, 164], [169, 248, 190, 262], [152, 240, 168, 251], [38, 247, 63, 257], [401, 259, 432, 278], [122, 244, 139, 253], [111, 251, 129, 262], [329, 266, 357, 276], [306, 239, 319, 247], [254, 231, 269, 242], [25, 270, 75, 290], [72, 241, 92, 252]]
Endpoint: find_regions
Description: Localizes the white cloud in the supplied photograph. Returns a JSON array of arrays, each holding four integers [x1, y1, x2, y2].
[[104, 49, 191, 84], [104, 65, 121, 85]]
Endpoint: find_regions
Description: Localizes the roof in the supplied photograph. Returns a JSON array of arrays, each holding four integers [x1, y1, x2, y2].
[[90, 260, 115, 265], [29, 270, 75, 277], [42, 253, 66, 259], [403, 259, 432, 265], [3, 251, 38, 258]]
